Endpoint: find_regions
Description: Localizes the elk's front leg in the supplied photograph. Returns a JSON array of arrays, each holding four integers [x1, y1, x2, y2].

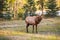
[[36, 25, 37, 33], [26, 24, 29, 33], [32, 25, 34, 33]]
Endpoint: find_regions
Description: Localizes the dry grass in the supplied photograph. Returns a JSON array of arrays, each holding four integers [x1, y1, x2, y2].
[[0, 17, 60, 40], [0, 30, 60, 40]]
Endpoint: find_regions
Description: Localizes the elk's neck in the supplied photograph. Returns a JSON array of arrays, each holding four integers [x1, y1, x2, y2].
[[35, 16, 42, 24]]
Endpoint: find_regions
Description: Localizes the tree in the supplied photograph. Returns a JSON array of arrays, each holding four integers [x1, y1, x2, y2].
[[36, 0, 45, 16], [5, 0, 24, 19], [46, 0, 58, 17], [0, 0, 15, 19], [10, 0, 25, 19], [27, 0, 36, 14], [0, 0, 4, 18], [0, 0, 4, 12], [3, 0, 11, 12], [23, 0, 36, 19]]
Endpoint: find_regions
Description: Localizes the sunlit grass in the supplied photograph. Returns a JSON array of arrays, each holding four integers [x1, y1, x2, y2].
[[29, 34, 60, 40], [0, 18, 60, 34], [0, 30, 27, 36], [29, 37, 57, 40], [0, 18, 60, 40], [0, 30, 60, 40]]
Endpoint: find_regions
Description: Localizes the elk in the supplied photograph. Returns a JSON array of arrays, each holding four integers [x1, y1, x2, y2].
[[25, 15, 43, 33]]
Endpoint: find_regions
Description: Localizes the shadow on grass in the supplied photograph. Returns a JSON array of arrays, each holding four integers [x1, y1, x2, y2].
[[0, 36, 11, 40]]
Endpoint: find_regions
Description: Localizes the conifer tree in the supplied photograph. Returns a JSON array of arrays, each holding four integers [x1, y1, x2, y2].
[[46, 0, 58, 17]]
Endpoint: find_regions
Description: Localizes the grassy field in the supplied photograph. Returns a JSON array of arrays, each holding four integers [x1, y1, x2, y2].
[[0, 17, 60, 40]]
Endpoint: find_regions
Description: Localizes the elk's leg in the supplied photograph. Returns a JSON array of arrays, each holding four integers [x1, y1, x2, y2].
[[32, 25, 34, 33], [26, 24, 29, 33], [36, 25, 37, 33]]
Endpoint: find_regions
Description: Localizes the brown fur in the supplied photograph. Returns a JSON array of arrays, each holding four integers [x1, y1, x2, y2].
[[25, 16, 42, 33]]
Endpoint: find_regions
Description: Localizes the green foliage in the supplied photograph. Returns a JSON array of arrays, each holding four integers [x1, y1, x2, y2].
[[0, 0, 15, 19], [23, 0, 36, 19], [27, 0, 36, 11], [0, 0, 4, 11], [17, 8, 25, 19], [36, 0, 45, 16], [28, 0, 33, 5], [3, 12, 13, 20], [3, 0, 10, 11], [0, 13, 3, 18], [37, 0, 44, 9], [46, 0, 58, 17]]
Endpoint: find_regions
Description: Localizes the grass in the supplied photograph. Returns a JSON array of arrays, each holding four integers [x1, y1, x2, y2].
[[0, 30, 27, 36], [0, 36, 10, 40], [0, 17, 60, 40], [1, 21, 60, 34], [29, 36, 57, 40], [0, 30, 60, 40]]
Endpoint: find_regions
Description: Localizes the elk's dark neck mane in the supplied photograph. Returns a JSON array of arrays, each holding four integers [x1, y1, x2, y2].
[[35, 15, 42, 24]]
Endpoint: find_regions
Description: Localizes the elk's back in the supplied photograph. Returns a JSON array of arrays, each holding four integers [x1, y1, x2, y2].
[[25, 16, 37, 25]]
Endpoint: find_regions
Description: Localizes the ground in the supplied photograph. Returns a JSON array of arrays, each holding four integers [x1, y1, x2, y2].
[[0, 17, 60, 40]]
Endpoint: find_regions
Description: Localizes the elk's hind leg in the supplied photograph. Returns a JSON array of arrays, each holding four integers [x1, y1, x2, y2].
[[26, 24, 29, 33]]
